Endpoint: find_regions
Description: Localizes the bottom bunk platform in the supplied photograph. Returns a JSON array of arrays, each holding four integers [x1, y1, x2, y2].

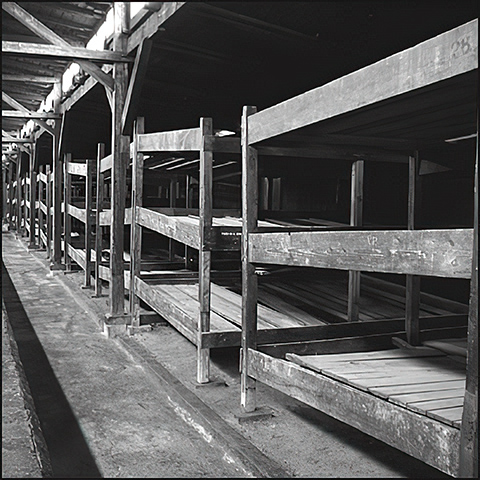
[[133, 269, 468, 351], [247, 344, 467, 476]]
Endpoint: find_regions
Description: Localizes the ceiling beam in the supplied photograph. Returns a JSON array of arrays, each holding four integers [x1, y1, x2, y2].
[[2, 111, 61, 119], [2, 92, 56, 136], [2, 2, 115, 91], [2, 74, 61, 83], [2, 41, 134, 63]]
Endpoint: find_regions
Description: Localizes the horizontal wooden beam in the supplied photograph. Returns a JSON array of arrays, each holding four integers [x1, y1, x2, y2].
[[2, 74, 61, 83], [2, 111, 61, 119], [248, 19, 478, 144], [137, 128, 202, 152], [2, 41, 134, 63], [66, 161, 88, 177], [2, 2, 115, 91], [2, 92, 56, 136], [249, 228, 473, 278]]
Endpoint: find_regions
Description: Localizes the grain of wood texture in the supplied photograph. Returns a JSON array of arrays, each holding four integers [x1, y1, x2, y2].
[[67, 204, 86, 223], [248, 349, 460, 475], [2, 2, 115, 91], [241, 105, 258, 411], [94, 144, 105, 296], [63, 154, 72, 271], [249, 229, 473, 278], [66, 244, 86, 271], [136, 207, 201, 248], [84, 159, 95, 287], [390, 388, 466, 406], [137, 128, 202, 152], [248, 19, 478, 144], [66, 161, 88, 177], [129, 118, 144, 325]]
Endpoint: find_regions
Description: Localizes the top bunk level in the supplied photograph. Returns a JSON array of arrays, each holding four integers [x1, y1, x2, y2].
[[244, 19, 478, 148]]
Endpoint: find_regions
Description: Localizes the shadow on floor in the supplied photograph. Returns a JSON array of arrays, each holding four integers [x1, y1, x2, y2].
[[2, 261, 102, 478]]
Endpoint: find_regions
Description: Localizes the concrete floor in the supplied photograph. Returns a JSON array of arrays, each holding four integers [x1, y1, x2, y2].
[[2, 230, 451, 478]]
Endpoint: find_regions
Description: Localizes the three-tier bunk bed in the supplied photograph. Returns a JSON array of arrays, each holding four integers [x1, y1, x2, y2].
[[239, 19, 478, 476]]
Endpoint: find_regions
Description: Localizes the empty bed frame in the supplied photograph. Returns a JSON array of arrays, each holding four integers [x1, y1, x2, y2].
[[63, 154, 96, 287], [240, 20, 477, 476]]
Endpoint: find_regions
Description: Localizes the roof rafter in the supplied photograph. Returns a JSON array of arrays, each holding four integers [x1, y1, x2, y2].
[[2, 2, 115, 91]]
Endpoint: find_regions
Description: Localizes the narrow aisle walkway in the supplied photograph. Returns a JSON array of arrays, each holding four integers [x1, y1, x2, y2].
[[2, 232, 250, 478]]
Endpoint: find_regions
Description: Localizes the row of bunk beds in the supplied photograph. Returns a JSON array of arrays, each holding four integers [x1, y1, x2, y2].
[[238, 19, 478, 477], [10, 17, 476, 477]]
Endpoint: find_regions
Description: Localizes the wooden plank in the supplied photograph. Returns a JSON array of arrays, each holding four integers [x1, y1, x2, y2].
[[390, 388, 466, 406], [99, 153, 113, 173], [67, 204, 86, 223], [249, 228, 473, 278], [2, 2, 115, 91], [137, 128, 202, 152], [2, 40, 135, 62], [248, 19, 478, 144], [241, 105, 258, 412], [63, 154, 72, 271], [204, 135, 241, 153], [2, 111, 61, 119], [67, 244, 86, 270], [136, 207, 200, 248], [428, 407, 464, 426], [248, 349, 460, 476], [66, 161, 88, 177], [2, 92, 56, 136], [1, 74, 60, 83]]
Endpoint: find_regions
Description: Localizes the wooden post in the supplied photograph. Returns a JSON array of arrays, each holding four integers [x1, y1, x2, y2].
[[38, 166, 45, 249], [129, 117, 144, 327], [459, 110, 478, 478], [15, 158, 21, 231], [241, 105, 258, 412], [348, 159, 364, 321], [51, 80, 64, 269], [168, 178, 175, 261], [94, 143, 105, 296], [108, 2, 130, 321], [7, 161, 14, 229], [22, 171, 28, 236], [45, 166, 52, 258], [28, 144, 38, 248], [63, 154, 72, 272], [197, 118, 213, 384], [406, 152, 421, 345], [83, 158, 95, 287], [184, 174, 190, 269]]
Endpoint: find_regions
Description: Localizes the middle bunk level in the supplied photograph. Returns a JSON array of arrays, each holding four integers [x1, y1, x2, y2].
[[127, 116, 468, 383]]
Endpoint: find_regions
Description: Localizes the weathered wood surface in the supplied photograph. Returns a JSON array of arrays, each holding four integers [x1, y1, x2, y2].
[[66, 244, 86, 271], [248, 19, 478, 144], [98, 207, 132, 226], [249, 229, 473, 278], [248, 349, 460, 476], [2, 41, 134, 63], [66, 161, 88, 177], [137, 128, 202, 152], [67, 203, 87, 223], [99, 153, 113, 173], [2, 111, 61, 119]]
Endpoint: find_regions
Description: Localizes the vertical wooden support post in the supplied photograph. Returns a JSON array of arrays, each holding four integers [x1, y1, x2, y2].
[[94, 143, 105, 296], [129, 117, 145, 327], [63, 154, 72, 272], [459, 111, 478, 478], [184, 174, 190, 269], [108, 2, 130, 321], [51, 80, 63, 269], [197, 118, 213, 383], [38, 166, 45, 249], [406, 152, 421, 345], [168, 178, 175, 261], [348, 159, 364, 321], [16, 154, 22, 233], [83, 158, 95, 287], [241, 105, 258, 412], [22, 172, 28, 236], [28, 145, 38, 248], [45, 166, 52, 257], [2, 161, 8, 224], [7, 161, 14, 229]]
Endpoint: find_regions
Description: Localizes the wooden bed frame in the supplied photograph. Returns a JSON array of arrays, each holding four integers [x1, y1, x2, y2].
[[240, 19, 478, 476]]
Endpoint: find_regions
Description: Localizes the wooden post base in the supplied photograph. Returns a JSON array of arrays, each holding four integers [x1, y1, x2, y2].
[[235, 406, 274, 424]]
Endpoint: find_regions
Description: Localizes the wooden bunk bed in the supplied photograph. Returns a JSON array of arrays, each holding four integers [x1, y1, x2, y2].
[[37, 165, 52, 255], [240, 19, 478, 476], [63, 154, 97, 287]]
